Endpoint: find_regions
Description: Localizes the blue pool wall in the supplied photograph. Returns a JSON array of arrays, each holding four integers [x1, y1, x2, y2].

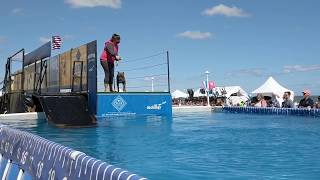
[[0, 126, 146, 180], [96, 93, 172, 117], [223, 106, 320, 117]]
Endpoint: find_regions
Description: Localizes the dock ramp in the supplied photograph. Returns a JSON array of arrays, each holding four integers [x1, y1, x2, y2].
[[37, 94, 96, 126]]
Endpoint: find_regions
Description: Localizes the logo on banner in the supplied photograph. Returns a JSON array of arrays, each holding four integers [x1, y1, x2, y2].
[[147, 101, 167, 110], [112, 95, 127, 112]]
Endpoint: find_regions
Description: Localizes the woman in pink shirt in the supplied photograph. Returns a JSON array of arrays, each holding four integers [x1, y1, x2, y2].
[[100, 34, 121, 92]]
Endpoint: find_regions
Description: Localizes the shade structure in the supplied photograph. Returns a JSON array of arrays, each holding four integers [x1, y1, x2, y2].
[[213, 86, 248, 98], [171, 89, 188, 99], [251, 76, 294, 104], [193, 88, 206, 97]]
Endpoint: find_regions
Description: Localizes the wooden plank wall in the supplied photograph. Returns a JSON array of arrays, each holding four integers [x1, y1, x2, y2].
[[47, 55, 60, 92], [22, 42, 91, 93], [11, 73, 22, 92], [59, 50, 72, 90], [24, 64, 35, 91], [71, 44, 87, 91]]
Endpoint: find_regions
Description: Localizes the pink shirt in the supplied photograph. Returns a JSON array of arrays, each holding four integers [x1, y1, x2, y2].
[[100, 40, 119, 63]]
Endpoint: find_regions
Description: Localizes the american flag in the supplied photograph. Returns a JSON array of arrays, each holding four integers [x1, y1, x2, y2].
[[52, 36, 62, 50]]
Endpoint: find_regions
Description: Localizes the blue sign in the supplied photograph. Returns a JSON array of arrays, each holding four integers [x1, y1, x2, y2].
[[86, 41, 97, 115], [96, 93, 172, 117]]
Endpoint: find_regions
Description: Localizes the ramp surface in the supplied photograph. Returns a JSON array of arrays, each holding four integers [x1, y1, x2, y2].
[[37, 94, 96, 126]]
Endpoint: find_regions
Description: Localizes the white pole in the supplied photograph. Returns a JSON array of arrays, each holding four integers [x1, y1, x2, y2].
[[205, 71, 210, 107], [151, 77, 154, 92], [17, 169, 24, 180], [2, 159, 12, 180]]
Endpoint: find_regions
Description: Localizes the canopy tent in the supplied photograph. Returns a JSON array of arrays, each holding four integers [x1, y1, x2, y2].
[[213, 86, 249, 98], [251, 76, 294, 104], [213, 86, 249, 106], [193, 88, 206, 97], [171, 90, 188, 99], [193, 86, 249, 103]]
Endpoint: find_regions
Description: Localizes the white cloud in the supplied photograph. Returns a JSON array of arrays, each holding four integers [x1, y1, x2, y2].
[[11, 8, 22, 14], [203, 4, 249, 17], [227, 68, 264, 77], [65, 0, 121, 8], [283, 65, 320, 73], [39, 37, 51, 44], [177, 31, 212, 40]]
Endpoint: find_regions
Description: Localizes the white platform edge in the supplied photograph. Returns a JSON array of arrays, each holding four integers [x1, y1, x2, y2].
[[173, 106, 213, 112], [0, 112, 46, 120]]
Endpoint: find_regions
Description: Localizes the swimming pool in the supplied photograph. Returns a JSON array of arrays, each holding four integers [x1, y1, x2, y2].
[[1, 112, 320, 179]]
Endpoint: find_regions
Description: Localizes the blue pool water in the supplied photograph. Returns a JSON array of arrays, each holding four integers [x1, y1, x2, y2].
[[1, 112, 320, 179]]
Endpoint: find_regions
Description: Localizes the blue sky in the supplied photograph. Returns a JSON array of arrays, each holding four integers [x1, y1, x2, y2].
[[0, 0, 320, 94]]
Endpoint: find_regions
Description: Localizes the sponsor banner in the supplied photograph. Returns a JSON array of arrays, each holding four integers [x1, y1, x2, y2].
[[24, 42, 51, 66], [96, 93, 172, 116], [87, 41, 97, 115]]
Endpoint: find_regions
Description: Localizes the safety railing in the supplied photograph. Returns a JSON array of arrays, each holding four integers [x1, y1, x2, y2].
[[98, 51, 170, 93], [0, 126, 146, 180], [222, 106, 320, 117]]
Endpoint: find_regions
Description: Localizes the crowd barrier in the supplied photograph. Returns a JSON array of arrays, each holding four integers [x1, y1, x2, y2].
[[222, 106, 320, 117], [0, 126, 146, 180]]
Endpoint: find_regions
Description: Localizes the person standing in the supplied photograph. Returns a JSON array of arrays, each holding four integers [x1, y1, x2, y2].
[[254, 94, 267, 107], [282, 91, 294, 108], [298, 89, 314, 108], [100, 34, 121, 92]]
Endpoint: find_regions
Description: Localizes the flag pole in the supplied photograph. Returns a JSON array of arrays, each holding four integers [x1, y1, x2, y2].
[[205, 71, 210, 107]]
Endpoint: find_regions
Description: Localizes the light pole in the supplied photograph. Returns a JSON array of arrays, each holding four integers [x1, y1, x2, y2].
[[205, 71, 210, 107], [151, 77, 154, 92]]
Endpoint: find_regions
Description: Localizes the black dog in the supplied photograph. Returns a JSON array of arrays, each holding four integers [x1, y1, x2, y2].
[[116, 72, 126, 92]]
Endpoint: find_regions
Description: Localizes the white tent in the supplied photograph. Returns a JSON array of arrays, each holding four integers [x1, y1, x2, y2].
[[171, 90, 188, 99], [251, 76, 294, 104], [193, 86, 249, 105], [213, 86, 249, 106], [213, 86, 248, 98], [193, 88, 206, 97]]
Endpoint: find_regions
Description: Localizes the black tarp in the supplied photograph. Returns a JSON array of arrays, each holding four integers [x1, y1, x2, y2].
[[24, 41, 51, 66], [37, 94, 96, 126]]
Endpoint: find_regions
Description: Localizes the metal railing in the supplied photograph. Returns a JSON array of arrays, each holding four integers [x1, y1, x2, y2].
[[98, 51, 171, 93]]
